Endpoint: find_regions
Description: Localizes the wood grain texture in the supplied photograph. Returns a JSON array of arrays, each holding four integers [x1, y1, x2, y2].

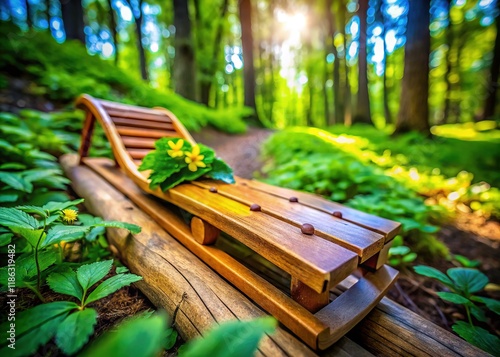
[[116, 126, 177, 139], [191, 216, 220, 245], [111, 117, 176, 130], [61, 153, 485, 357], [122, 136, 157, 149], [194, 180, 384, 261], [237, 177, 401, 242]]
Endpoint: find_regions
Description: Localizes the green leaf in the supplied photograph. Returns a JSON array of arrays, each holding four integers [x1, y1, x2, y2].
[[180, 317, 277, 357], [453, 255, 481, 268], [0, 207, 39, 230], [15, 205, 48, 218], [79, 313, 167, 357], [55, 308, 98, 355], [401, 252, 417, 263], [452, 321, 500, 356], [470, 296, 500, 315], [208, 158, 235, 184], [414, 265, 453, 287], [470, 304, 488, 323], [0, 301, 78, 356], [116, 266, 129, 274], [41, 198, 84, 213], [41, 225, 91, 247], [0, 233, 13, 246], [448, 268, 489, 295], [77, 260, 114, 291], [11, 227, 45, 247], [436, 292, 470, 305], [0, 193, 18, 202], [389, 246, 410, 256], [0, 171, 32, 192], [47, 267, 83, 301], [85, 273, 142, 305], [164, 328, 178, 350], [93, 221, 141, 234], [0, 249, 58, 286]]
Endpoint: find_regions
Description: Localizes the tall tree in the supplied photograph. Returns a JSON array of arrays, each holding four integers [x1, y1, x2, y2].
[[61, 0, 85, 44], [325, 0, 341, 125], [106, 0, 119, 65], [339, 2, 352, 125], [353, 0, 372, 124], [239, 0, 260, 124], [480, 0, 500, 121], [25, 0, 32, 28], [394, 0, 431, 134], [123, 0, 148, 80], [173, 0, 197, 100]]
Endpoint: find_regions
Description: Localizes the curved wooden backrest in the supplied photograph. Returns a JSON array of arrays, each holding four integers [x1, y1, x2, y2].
[[76, 94, 196, 183]]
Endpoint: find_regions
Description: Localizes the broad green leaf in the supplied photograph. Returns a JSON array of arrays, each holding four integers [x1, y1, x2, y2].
[[15, 205, 47, 218], [471, 296, 500, 315], [47, 267, 83, 301], [11, 227, 45, 247], [0, 171, 32, 192], [0, 249, 58, 286], [208, 158, 235, 184], [0, 301, 78, 342], [180, 317, 277, 357], [0, 207, 39, 230], [448, 268, 489, 295], [436, 292, 470, 305], [55, 308, 98, 355], [389, 246, 410, 256], [452, 321, 500, 356], [401, 252, 417, 263], [0, 233, 13, 246], [93, 221, 141, 234], [41, 225, 90, 247], [116, 266, 129, 274], [453, 255, 480, 268], [164, 328, 178, 350], [414, 266, 453, 287], [0, 193, 18, 202], [79, 313, 167, 357], [470, 304, 488, 323], [41, 198, 84, 213], [85, 273, 142, 305], [86, 226, 105, 241], [0, 162, 26, 170], [77, 260, 114, 291]]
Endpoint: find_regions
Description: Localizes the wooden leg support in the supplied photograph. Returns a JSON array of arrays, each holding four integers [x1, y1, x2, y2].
[[190, 216, 220, 245], [78, 112, 96, 164], [362, 240, 393, 271], [291, 277, 330, 313]]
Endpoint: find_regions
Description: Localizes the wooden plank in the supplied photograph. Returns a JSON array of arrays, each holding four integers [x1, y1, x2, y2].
[[111, 117, 176, 130], [61, 155, 322, 356], [116, 126, 177, 139], [195, 181, 384, 261], [99, 99, 172, 118], [237, 178, 401, 242], [127, 148, 152, 160], [122, 136, 157, 149], [84, 157, 359, 295]]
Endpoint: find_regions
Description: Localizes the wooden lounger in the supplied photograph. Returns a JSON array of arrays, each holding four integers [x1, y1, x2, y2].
[[76, 94, 401, 351]]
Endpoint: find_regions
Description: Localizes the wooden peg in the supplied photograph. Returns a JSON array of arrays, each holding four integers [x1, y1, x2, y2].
[[190, 216, 219, 245], [291, 277, 330, 313]]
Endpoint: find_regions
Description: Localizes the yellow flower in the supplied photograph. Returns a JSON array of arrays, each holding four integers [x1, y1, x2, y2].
[[185, 145, 206, 172], [61, 209, 78, 224], [167, 139, 184, 158]]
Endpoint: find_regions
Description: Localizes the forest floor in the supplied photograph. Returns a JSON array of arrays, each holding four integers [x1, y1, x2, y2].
[[193, 126, 500, 335]]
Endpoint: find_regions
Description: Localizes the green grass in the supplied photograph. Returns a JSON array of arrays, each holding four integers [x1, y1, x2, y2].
[[0, 22, 250, 134]]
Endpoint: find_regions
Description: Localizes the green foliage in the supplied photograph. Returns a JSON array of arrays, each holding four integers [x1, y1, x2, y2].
[[388, 236, 417, 268], [415, 265, 500, 355], [0, 23, 249, 134], [139, 137, 235, 191], [180, 317, 277, 357], [261, 128, 447, 256]]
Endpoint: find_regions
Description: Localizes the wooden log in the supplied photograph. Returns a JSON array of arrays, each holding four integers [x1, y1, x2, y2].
[[60, 154, 488, 357], [191, 216, 219, 245]]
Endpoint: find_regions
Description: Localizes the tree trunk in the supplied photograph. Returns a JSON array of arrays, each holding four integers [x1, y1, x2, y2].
[[173, 0, 197, 100], [25, 0, 32, 28], [239, 0, 262, 125], [339, 3, 352, 125], [61, 0, 85, 44], [106, 0, 119, 65], [45, 0, 50, 29], [481, 2, 500, 121], [132, 0, 148, 81], [394, 0, 431, 134], [325, 0, 341, 125], [353, 0, 372, 124], [380, 0, 392, 124]]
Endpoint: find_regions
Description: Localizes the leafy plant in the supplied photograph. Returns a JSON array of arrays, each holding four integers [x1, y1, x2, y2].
[[414, 265, 500, 355], [0, 260, 142, 356], [139, 137, 235, 191], [388, 236, 417, 268], [0, 199, 141, 300]]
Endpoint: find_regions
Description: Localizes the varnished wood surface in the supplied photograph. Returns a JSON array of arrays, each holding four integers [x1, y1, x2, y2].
[[61, 153, 487, 357]]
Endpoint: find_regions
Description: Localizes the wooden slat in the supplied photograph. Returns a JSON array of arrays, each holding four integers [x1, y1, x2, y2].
[[116, 126, 177, 139], [168, 183, 359, 294], [111, 117, 176, 130], [195, 181, 384, 262], [127, 148, 152, 160], [122, 136, 157, 149], [237, 178, 401, 242], [99, 99, 171, 117]]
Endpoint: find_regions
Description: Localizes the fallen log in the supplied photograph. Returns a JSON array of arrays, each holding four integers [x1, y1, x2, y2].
[[60, 154, 487, 357]]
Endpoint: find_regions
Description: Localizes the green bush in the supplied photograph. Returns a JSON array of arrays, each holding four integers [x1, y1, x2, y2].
[[0, 23, 250, 134]]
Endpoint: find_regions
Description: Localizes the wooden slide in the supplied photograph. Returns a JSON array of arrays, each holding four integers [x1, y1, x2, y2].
[[76, 94, 401, 350]]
